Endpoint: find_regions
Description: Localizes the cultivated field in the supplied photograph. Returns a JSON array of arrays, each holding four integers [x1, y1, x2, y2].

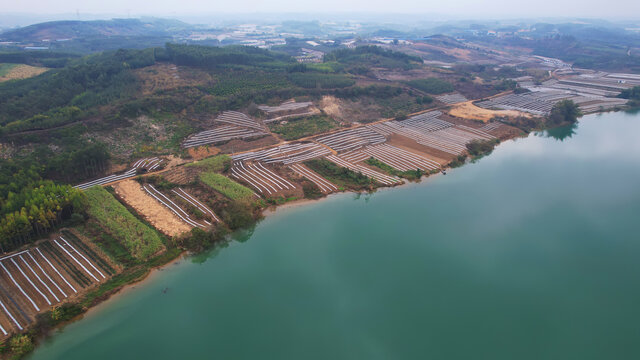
[[113, 180, 191, 237], [0, 235, 114, 336]]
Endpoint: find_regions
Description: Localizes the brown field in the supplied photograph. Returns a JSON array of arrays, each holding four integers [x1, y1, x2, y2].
[[387, 133, 454, 163], [447, 101, 531, 122], [113, 180, 191, 237], [0, 64, 48, 82], [188, 146, 220, 160]]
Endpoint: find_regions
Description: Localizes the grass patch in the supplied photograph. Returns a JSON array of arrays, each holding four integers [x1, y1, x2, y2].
[[364, 157, 424, 181], [199, 172, 254, 201], [186, 154, 231, 172], [305, 158, 374, 190], [84, 187, 165, 260], [269, 115, 339, 140]]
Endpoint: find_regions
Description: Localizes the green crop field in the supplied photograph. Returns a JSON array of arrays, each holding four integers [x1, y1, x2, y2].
[[85, 187, 164, 260], [186, 154, 232, 172], [199, 172, 255, 200]]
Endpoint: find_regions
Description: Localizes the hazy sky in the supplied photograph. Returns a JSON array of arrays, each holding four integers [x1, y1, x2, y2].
[[2, 0, 640, 20]]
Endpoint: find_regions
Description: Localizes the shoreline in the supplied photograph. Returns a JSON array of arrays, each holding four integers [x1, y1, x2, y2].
[[80, 253, 186, 320], [13, 114, 583, 358]]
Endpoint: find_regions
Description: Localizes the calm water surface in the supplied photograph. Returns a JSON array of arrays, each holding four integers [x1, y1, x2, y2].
[[30, 112, 640, 359]]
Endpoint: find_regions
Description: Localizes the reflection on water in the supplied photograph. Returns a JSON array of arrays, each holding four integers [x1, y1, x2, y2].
[[542, 122, 578, 141]]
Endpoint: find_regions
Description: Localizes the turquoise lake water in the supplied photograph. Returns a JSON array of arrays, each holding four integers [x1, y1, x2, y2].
[[30, 111, 640, 359]]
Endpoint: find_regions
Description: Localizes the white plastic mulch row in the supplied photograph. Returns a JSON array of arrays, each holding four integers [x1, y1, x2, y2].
[[171, 188, 220, 223], [142, 185, 206, 228], [315, 127, 386, 152], [75, 157, 165, 190], [435, 93, 468, 104], [288, 163, 337, 193], [479, 122, 502, 132], [0, 245, 89, 335], [231, 162, 296, 195], [360, 144, 441, 171], [325, 155, 401, 186], [258, 101, 313, 113], [214, 111, 265, 130], [232, 142, 330, 165], [54, 238, 104, 283], [182, 125, 267, 148]]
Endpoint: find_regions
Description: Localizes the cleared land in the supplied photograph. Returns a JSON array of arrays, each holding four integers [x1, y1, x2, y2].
[[449, 101, 530, 122], [0, 63, 47, 82], [113, 180, 191, 237]]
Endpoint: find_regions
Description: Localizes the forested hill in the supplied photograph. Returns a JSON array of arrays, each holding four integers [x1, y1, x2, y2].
[[0, 18, 190, 42], [0, 44, 432, 183], [0, 43, 454, 252]]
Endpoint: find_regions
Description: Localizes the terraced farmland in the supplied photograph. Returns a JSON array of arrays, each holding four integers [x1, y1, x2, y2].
[[230, 162, 297, 196], [368, 111, 494, 155], [325, 155, 401, 186], [258, 100, 313, 114], [341, 144, 441, 172], [75, 157, 165, 190], [142, 184, 208, 229], [288, 164, 337, 193], [0, 236, 113, 337], [231, 142, 331, 164], [182, 125, 268, 148], [315, 127, 386, 152]]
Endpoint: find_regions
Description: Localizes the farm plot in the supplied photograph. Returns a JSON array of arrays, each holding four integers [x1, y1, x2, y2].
[[171, 188, 220, 223], [142, 185, 208, 229], [435, 92, 468, 104], [342, 144, 441, 172], [0, 237, 111, 335], [479, 122, 502, 132], [214, 111, 265, 130], [288, 163, 337, 193], [258, 100, 313, 114], [74, 157, 165, 190], [230, 162, 297, 196], [232, 142, 331, 165], [315, 127, 386, 152], [113, 180, 192, 237], [325, 155, 401, 186], [368, 113, 494, 156], [182, 125, 268, 148], [475, 89, 627, 116]]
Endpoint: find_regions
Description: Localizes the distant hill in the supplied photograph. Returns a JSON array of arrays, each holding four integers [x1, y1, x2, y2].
[[0, 18, 191, 42]]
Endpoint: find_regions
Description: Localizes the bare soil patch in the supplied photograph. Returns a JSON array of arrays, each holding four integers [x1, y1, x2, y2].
[[448, 101, 531, 122], [188, 145, 221, 160], [318, 95, 382, 124], [113, 180, 191, 237], [0, 64, 48, 82], [217, 135, 279, 154]]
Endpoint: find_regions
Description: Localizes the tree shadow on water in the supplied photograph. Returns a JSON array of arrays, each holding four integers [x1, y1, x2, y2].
[[543, 123, 578, 141]]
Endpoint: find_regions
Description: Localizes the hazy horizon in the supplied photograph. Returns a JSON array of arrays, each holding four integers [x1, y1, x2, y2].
[[1, 0, 640, 22]]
